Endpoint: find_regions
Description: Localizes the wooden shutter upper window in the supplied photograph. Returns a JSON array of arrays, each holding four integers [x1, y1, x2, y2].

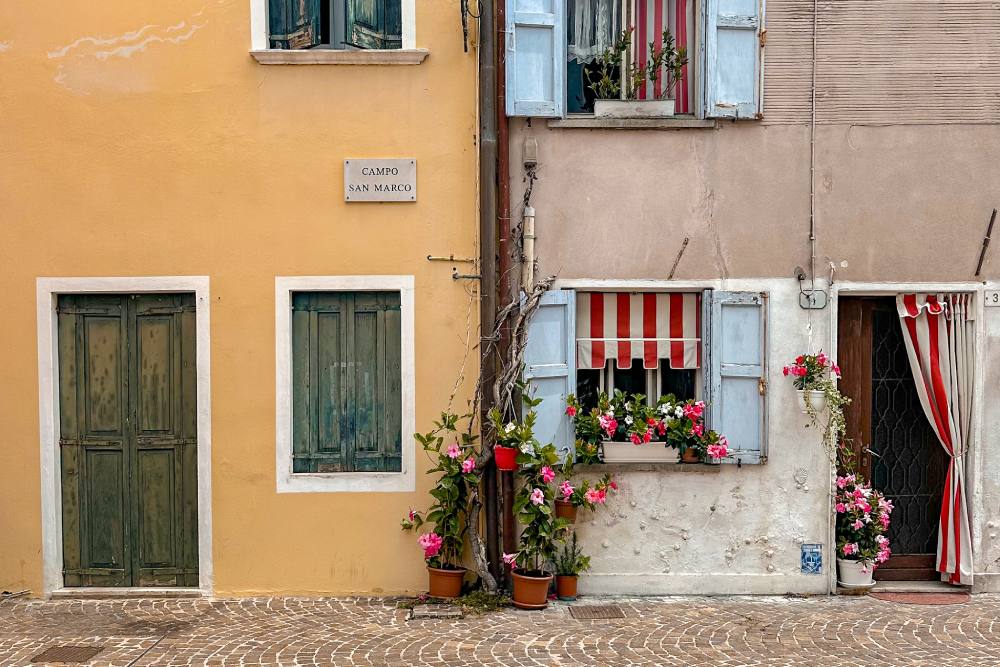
[[292, 291, 403, 473]]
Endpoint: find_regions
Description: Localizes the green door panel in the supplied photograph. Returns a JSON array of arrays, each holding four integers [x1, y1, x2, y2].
[[58, 294, 198, 588], [346, 0, 402, 49]]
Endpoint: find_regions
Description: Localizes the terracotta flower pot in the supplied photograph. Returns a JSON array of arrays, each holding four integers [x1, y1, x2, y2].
[[494, 446, 518, 471], [554, 499, 577, 523], [556, 575, 578, 601], [681, 448, 701, 463], [511, 571, 553, 609], [427, 566, 466, 599]]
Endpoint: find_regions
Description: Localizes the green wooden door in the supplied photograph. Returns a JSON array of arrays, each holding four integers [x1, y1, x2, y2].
[[58, 294, 199, 587]]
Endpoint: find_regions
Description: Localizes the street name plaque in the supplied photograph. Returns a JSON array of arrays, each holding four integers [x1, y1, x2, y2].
[[344, 159, 416, 202]]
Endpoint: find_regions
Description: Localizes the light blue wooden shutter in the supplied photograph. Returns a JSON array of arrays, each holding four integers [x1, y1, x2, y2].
[[524, 290, 576, 459], [703, 0, 763, 118], [707, 291, 767, 464], [505, 0, 565, 117]]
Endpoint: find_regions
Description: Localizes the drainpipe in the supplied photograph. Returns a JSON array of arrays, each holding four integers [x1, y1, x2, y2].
[[522, 206, 535, 290], [495, 0, 517, 571], [478, 0, 501, 581]]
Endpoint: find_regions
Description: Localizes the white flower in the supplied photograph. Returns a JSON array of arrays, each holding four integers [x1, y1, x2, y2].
[[625, 416, 634, 425], [519, 442, 535, 455], [625, 403, 633, 412], [674, 406, 684, 418], [606, 407, 615, 416], [505, 422, 516, 433]]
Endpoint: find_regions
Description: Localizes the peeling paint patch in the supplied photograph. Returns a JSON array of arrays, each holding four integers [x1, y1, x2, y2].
[[49, 21, 205, 61], [0, 41, 11, 53]]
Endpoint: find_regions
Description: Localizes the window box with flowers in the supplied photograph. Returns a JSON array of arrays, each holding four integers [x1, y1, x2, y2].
[[566, 390, 729, 464]]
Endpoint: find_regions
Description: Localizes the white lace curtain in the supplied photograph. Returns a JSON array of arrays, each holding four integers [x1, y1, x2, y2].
[[567, 0, 622, 64]]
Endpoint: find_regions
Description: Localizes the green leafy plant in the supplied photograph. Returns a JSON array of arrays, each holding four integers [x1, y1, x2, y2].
[[497, 396, 571, 575], [554, 533, 591, 577], [401, 412, 480, 569], [588, 27, 688, 101]]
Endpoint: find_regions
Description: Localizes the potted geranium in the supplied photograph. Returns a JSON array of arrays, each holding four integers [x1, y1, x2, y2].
[[588, 27, 688, 118], [835, 471, 893, 587], [504, 397, 571, 609], [401, 412, 480, 598], [554, 533, 591, 601], [555, 472, 616, 523], [783, 352, 841, 413]]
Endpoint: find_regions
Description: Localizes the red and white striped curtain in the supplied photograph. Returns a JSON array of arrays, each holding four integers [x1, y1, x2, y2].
[[626, 0, 691, 111], [576, 292, 701, 371], [897, 293, 975, 585]]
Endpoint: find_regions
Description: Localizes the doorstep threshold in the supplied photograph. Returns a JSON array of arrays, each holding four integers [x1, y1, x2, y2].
[[871, 580, 970, 594], [51, 587, 204, 599]]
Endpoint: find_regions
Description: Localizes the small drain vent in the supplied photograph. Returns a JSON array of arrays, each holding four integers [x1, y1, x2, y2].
[[569, 604, 625, 620], [31, 646, 103, 663]]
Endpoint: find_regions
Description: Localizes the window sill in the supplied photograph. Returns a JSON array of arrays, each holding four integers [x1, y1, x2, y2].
[[575, 462, 722, 474], [547, 116, 717, 130], [277, 470, 414, 493], [250, 49, 429, 65]]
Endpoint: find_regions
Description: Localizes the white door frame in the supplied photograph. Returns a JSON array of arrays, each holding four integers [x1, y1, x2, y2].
[[36, 277, 213, 596]]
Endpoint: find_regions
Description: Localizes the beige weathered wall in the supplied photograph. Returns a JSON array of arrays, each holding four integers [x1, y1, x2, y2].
[[511, 0, 1000, 592], [0, 0, 479, 595]]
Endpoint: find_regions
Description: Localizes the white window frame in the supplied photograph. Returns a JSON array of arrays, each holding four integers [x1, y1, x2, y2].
[[275, 275, 416, 493], [250, 0, 423, 63]]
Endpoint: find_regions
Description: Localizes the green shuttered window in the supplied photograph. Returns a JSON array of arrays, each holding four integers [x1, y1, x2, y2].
[[292, 291, 403, 473]]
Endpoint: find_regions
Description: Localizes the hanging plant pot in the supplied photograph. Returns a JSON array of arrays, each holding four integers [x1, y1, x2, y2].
[[836, 558, 875, 588], [511, 570, 553, 610], [554, 499, 577, 523], [680, 447, 701, 463], [555, 575, 578, 601], [494, 446, 518, 471], [797, 389, 827, 414], [427, 566, 466, 599]]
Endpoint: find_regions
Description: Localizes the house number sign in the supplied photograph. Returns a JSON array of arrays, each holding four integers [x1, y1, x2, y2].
[[985, 290, 1000, 307], [344, 159, 416, 202]]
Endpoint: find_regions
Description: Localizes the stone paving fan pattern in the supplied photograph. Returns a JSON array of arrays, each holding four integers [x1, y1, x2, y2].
[[2, 595, 999, 665]]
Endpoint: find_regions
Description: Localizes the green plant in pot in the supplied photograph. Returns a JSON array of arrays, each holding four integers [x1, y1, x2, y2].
[[401, 412, 480, 599], [554, 533, 591, 601], [589, 26, 688, 118], [502, 396, 571, 609]]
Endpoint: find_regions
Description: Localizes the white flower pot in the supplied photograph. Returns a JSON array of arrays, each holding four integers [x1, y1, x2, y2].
[[602, 440, 679, 463], [837, 558, 875, 588], [594, 99, 676, 119], [796, 389, 827, 414]]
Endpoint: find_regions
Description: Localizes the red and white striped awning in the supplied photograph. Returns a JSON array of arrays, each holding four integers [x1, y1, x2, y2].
[[576, 292, 701, 371]]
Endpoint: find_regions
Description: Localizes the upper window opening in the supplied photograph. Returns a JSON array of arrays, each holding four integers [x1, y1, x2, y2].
[[269, 0, 402, 50], [567, 0, 693, 113]]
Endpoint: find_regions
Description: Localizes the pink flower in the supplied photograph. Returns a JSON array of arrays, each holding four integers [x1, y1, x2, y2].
[[408, 509, 418, 522], [795, 355, 805, 365], [682, 402, 704, 420], [446, 443, 461, 459], [852, 519, 864, 530], [541, 466, 555, 484], [793, 366, 808, 377], [530, 488, 545, 506], [782, 366, 790, 377], [418, 532, 443, 559], [878, 497, 894, 514], [584, 488, 601, 504], [502, 552, 518, 569], [566, 405, 577, 417], [560, 481, 574, 499], [707, 443, 728, 459], [691, 422, 705, 437], [609, 481, 618, 491], [630, 433, 642, 445], [461, 458, 475, 474], [836, 476, 849, 489], [876, 546, 891, 564], [816, 352, 828, 366], [598, 414, 618, 438], [832, 364, 841, 378], [853, 488, 866, 500], [642, 431, 652, 444], [842, 542, 859, 556], [879, 514, 891, 530], [835, 503, 847, 513]]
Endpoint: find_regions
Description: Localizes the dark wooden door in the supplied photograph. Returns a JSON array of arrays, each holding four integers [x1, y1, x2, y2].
[[839, 297, 947, 581], [58, 294, 199, 587]]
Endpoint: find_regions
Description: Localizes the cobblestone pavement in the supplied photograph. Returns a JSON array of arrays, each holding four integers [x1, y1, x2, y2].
[[2, 595, 1000, 666]]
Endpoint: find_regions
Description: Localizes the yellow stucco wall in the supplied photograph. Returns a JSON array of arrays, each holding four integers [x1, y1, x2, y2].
[[0, 0, 479, 595]]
